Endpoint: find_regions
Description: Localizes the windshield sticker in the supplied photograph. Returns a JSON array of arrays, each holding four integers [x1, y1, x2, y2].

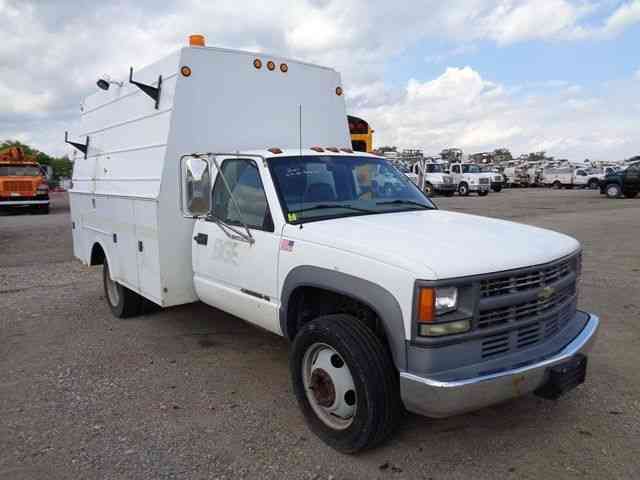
[[287, 212, 298, 222]]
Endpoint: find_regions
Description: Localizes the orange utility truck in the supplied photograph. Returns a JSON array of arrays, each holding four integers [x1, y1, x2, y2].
[[0, 146, 50, 214]]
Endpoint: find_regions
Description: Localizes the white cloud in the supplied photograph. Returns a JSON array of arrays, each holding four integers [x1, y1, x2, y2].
[[1, 0, 639, 161], [355, 66, 640, 160]]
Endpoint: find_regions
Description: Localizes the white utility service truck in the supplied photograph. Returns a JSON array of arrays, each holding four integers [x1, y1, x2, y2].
[[543, 167, 604, 189], [411, 159, 456, 196], [448, 163, 491, 196], [69, 36, 599, 453]]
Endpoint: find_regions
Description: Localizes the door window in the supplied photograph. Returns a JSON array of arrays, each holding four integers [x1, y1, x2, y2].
[[212, 159, 274, 231]]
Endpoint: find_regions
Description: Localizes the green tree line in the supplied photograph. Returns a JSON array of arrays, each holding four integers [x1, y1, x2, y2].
[[1, 140, 73, 186]]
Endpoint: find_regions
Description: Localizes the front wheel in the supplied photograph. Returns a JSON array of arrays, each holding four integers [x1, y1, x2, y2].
[[290, 315, 401, 453], [492, 185, 502, 192], [103, 260, 142, 318], [588, 178, 600, 190], [605, 183, 622, 199], [478, 190, 489, 197], [423, 183, 434, 196], [458, 183, 470, 196]]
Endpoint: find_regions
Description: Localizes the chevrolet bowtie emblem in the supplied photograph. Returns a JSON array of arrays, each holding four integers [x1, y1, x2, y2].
[[538, 286, 555, 300]]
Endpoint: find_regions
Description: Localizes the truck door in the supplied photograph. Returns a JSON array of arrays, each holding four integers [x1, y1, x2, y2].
[[626, 164, 640, 192], [192, 157, 281, 334], [451, 164, 462, 185], [575, 169, 587, 186]]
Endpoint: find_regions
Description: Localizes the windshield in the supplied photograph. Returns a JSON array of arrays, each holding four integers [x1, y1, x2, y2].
[[425, 164, 443, 173], [462, 164, 481, 173], [268, 156, 436, 224], [0, 164, 41, 177]]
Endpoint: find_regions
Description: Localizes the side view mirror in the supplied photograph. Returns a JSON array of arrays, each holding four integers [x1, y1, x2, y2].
[[180, 154, 211, 217]]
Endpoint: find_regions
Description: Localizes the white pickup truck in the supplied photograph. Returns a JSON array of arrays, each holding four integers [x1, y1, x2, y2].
[[68, 36, 599, 453], [449, 163, 491, 196]]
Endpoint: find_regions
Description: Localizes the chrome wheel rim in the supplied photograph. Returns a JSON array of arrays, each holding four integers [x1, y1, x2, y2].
[[302, 343, 356, 430], [105, 265, 120, 307], [607, 185, 619, 197]]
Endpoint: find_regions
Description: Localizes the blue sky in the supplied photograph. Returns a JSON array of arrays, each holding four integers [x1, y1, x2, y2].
[[1, 0, 639, 161]]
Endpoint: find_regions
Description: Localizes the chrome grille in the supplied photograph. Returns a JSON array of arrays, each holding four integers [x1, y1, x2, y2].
[[478, 284, 575, 330], [479, 178, 490, 184], [480, 258, 572, 298]]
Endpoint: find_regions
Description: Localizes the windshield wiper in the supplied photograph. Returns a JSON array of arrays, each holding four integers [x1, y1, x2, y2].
[[290, 204, 376, 214], [376, 200, 434, 210]]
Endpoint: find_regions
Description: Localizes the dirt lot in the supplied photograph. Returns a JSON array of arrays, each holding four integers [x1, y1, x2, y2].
[[1, 190, 639, 480]]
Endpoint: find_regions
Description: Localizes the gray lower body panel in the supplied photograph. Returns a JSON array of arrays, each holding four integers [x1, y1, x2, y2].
[[400, 311, 599, 418]]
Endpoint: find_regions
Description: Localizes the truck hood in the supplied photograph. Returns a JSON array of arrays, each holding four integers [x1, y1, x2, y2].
[[286, 210, 580, 280]]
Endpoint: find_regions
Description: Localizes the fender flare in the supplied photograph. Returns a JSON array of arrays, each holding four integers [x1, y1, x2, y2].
[[88, 239, 114, 279], [280, 266, 407, 370]]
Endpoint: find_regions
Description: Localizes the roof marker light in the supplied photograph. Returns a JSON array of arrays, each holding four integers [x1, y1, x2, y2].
[[180, 66, 192, 77], [268, 148, 283, 154], [267, 61, 276, 71], [310, 146, 324, 152], [280, 63, 288, 73], [189, 34, 205, 47], [326, 147, 339, 153], [335, 86, 343, 96], [253, 58, 262, 69], [340, 148, 354, 153]]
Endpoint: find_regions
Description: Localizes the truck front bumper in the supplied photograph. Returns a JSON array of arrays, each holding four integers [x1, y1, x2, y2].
[[400, 311, 599, 418], [469, 184, 490, 192], [0, 195, 49, 206]]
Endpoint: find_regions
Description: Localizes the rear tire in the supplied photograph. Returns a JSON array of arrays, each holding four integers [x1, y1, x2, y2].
[[623, 191, 638, 199], [605, 183, 622, 199], [492, 185, 502, 192], [588, 178, 600, 190], [103, 260, 142, 318], [290, 314, 401, 453], [458, 183, 469, 196], [553, 181, 562, 190], [478, 190, 489, 197]]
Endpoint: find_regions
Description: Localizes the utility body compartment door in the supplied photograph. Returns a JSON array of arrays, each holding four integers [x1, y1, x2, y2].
[[192, 156, 281, 334]]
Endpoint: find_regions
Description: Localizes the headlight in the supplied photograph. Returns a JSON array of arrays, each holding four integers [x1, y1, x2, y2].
[[435, 286, 458, 314], [36, 183, 49, 194], [470, 178, 477, 184]]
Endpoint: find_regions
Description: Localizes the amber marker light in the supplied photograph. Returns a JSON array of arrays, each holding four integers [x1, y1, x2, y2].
[[180, 66, 192, 77], [335, 86, 343, 96], [418, 288, 435, 323], [280, 63, 289, 73], [189, 34, 205, 47], [267, 61, 276, 71], [253, 58, 262, 69]]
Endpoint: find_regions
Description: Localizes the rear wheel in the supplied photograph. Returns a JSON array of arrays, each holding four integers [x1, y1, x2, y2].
[[605, 183, 622, 199], [103, 260, 142, 318], [290, 314, 401, 453], [553, 181, 562, 190], [588, 178, 600, 190], [478, 190, 489, 197], [492, 185, 502, 192], [458, 183, 469, 196], [623, 191, 638, 199]]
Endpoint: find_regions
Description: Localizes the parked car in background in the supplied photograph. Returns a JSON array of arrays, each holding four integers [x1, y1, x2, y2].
[[600, 162, 640, 198]]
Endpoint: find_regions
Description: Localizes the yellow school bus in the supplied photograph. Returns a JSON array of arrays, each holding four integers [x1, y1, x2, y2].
[[348, 115, 373, 153]]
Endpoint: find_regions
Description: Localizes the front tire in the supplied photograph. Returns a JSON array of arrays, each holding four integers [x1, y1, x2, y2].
[[588, 178, 600, 190], [492, 185, 502, 192], [605, 183, 622, 199], [290, 314, 400, 453], [478, 190, 489, 197], [458, 183, 469, 196], [424, 183, 434, 196], [103, 260, 142, 318]]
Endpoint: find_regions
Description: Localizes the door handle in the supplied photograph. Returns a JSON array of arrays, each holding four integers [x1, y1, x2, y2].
[[193, 233, 208, 245]]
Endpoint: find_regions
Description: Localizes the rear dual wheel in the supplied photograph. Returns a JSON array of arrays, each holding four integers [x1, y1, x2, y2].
[[290, 315, 401, 453], [103, 260, 143, 318]]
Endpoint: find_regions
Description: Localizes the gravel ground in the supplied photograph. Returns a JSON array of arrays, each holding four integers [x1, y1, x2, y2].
[[1, 189, 639, 480]]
